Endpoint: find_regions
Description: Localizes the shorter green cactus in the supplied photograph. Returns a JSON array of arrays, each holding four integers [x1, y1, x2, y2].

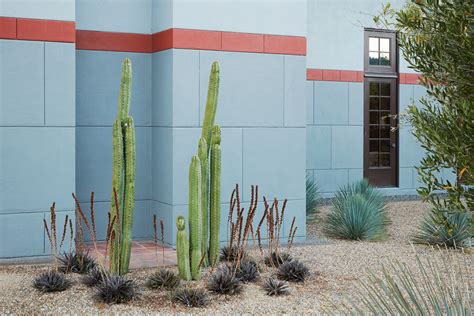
[[209, 125, 221, 266], [176, 216, 191, 281], [189, 155, 202, 280]]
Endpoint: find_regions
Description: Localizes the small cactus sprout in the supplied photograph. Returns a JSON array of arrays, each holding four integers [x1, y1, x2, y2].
[[176, 216, 192, 281]]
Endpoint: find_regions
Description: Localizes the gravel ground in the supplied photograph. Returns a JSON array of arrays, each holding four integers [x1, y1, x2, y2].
[[0, 200, 472, 314]]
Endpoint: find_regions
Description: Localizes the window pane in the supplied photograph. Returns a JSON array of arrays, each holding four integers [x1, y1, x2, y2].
[[370, 126, 379, 138], [370, 82, 379, 96], [380, 111, 390, 125], [380, 97, 390, 110], [380, 140, 390, 152], [380, 126, 390, 138], [369, 37, 379, 51], [369, 52, 379, 65], [369, 154, 379, 167], [370, 140, 379, 153], [370, 112, 379, 124], [380, 83, 390, 96], [370, 97, 379, 110], [380, 154, 390, 167], [380, 52, 390, 66], [380, 38, 390, 52]]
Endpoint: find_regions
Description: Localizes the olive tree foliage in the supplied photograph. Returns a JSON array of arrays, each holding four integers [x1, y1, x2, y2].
[[375, 0, 473, 244]]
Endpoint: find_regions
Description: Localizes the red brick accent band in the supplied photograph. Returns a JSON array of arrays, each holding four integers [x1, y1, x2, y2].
[[307, 68, 421, 84], [76, 30, 152, 53], [0, 17, 75, 42]]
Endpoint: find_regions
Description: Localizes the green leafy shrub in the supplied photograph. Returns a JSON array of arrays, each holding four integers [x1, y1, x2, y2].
[[323, 180, 389, 241], [306, 176, 320, 223], [325, 249, 472, 315], [413, 209, 472, 248]]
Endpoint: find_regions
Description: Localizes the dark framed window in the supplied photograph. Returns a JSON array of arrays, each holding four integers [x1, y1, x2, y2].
[[364, 29, 397, 76]]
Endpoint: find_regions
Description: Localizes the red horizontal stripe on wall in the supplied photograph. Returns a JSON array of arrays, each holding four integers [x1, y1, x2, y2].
[[173, 29, 222, 51], [76, 30, 152, 53], [264, 35, 306, 55], [400, 73, 421, 84], [222, 32, 264, 53], [307, 68, 421, 84], [0, 17, 17, 39], [17, 19, 75, 42], [152, 29, 173, 52]]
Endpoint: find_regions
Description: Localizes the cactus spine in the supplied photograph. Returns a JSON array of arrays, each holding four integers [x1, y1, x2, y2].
[[198, 138, 209, 267], [189, 155, 202, 280], [176, 216, 192, 280], [108, 58, 136, 275], [209, 125, 221, 265]]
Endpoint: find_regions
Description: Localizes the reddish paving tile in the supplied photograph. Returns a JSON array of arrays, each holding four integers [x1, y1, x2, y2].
[[84, 240, 176, 269]]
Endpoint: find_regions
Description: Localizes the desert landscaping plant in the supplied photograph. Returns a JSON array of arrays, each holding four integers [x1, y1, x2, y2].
[[108, 58, 136, 275], [82, 266, 108, 287], [95, 274, 139, 304], [172, 287, 210, 307], [413, 210, 472, 248], [326, 248, 472, 315], [276, 259, 310, 283], [375, 0, 473, 246], [207, 264, 243, 295], [175, 62, 221, 281], [33, 271, 72, 292], [264, 251, 293, 268], [262, 278, 290, 296], [323, 180, 389, 241], [147, 269, 180, 290], [58, 251, 96, 274], [234, 259, 260, 283], [306, 176, 320, 223], [176, 216, 192, 281]]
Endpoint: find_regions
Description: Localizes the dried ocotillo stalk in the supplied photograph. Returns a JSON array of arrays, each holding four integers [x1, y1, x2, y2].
[[72, 193, 91, 234], [59, 215, 69, 250], [90, 192, 97, 242], [288, 227, 298, 250], [288, 217, 296, 244], [160, 219, 165, 264], [68, 219, 74, 253], [50, 202, 57, 255], [44, 219, 53, 251]]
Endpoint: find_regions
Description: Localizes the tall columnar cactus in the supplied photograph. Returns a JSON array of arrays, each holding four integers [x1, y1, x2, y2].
[[108, 58, 136, 275], [209, 125, 221, 266], [198, 137, 209, 267], [176, 216, 191, 281], [189, 155, 202, 280], [201, 62, 220, 153]]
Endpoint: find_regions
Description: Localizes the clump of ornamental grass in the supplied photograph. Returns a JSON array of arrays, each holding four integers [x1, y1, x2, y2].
[[412, 209, 472, 248], [220, 245, 248, 262], [82, 266, 108, 287], [306, 176, 320, 223], [147, 269, 180, 290], [234, 259, 260, 283], [262, 277, 290, 296], [207, 264, 243, 295], [322, 180, 389, 241], [264, 251, 293, 268], [276, 259, 310, 283], [33, 270, 72, 292], [94, 275, 139, 304], [172, 287, 210, 308], [58, 251, 97, 274], [324, 248, 472, 315]]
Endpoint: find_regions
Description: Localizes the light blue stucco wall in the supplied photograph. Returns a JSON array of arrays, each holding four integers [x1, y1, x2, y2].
[[151, 50, 307, 245], [0, 39, 76, 258]]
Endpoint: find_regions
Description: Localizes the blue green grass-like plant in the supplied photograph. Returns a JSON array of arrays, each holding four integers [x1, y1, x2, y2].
[[306, 176, 320, 223], [322, 180, 389, 241]]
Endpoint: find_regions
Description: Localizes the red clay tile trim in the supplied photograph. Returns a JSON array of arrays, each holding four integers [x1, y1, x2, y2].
[[264, 34, 306, 55], [0, 17, 17, 39], [222, 32, 264, 53], [307, 68, 421, 84], [76, 30, 152, 53], [306, 69, 323, 80], [17, 19, 75, 42], [400, 73, 421, 84], [172, 28, 222, 51]]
